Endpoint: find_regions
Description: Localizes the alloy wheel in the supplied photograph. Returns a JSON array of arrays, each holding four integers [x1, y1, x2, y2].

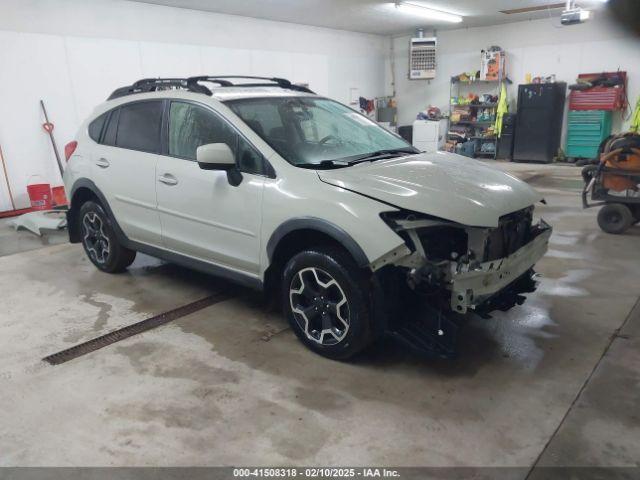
[[289, 267, 350, 345], [82, 212, 110, 264]]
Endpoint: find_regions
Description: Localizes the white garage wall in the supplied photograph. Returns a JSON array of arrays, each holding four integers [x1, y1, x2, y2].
[[0, 0, 388, 211], [390, 12, 640, 141]]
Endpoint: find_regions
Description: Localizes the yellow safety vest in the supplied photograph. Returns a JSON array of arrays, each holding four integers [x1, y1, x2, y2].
[[495, 83, 508, 138], [631, 96, 640, 133]]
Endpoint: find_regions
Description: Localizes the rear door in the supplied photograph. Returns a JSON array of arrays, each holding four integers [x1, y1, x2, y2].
[[156, 100, 267, 275], [91, 100, 163, 246]]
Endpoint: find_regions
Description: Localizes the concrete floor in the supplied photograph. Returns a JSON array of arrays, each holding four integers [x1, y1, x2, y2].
[[0, 216, 68, 257], [0, 161, 638, 472]]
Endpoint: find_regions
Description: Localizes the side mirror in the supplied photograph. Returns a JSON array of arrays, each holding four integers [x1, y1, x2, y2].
[[197, 143, 235, 171]]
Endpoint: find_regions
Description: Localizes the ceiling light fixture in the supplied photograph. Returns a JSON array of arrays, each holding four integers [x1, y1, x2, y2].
[[395, 2, 463, 23]]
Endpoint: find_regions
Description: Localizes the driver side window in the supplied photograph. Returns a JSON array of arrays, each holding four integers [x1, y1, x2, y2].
[[169, 102, 236, 160], [168, 101, 272, 177]]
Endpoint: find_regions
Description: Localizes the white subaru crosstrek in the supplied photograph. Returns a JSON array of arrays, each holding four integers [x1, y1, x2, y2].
[[63, 76, 552, 360]]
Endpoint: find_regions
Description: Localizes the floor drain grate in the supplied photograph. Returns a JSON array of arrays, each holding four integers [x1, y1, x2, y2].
[[43, 290, 233, 365]]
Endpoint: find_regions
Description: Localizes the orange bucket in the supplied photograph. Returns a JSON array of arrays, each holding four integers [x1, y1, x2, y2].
[[26, 183, 52, 210], [52, 186, 68, 207]]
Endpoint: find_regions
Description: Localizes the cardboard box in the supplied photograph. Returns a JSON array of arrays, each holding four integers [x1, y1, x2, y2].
[[481, 49, 506, 81]]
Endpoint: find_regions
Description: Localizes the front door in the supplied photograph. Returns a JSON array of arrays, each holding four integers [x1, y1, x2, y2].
[[156, 101, 267, 276]]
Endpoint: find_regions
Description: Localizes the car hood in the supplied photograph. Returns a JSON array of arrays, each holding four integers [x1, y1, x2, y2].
[[318, 151, 543, 227]]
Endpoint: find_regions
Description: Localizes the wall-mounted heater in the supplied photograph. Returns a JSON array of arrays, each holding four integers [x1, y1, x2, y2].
[[409, 35, 437, 80]]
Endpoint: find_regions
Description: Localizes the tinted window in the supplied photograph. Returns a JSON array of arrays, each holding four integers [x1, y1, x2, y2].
[[237, 138, 267, 176], [88, 113, 107, 142], [115, 101, 163, 153], [102, 108, 119, 147], [169, 102, 236, 160]]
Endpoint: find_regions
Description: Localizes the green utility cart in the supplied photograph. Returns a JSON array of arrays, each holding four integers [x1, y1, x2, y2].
[[565, 110, 613, 161]]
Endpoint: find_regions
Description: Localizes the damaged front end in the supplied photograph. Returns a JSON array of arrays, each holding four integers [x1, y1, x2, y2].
[[373, 207, 552, 356]]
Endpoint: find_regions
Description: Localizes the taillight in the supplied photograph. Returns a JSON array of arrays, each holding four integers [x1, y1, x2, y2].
[[64, 141, 78, 161]]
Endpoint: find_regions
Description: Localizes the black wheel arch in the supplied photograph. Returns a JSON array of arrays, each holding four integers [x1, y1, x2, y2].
[[266, 217, 370, 269], [67, 178, 126, 244], [262, 217, 372, 312], [269, 227, 391, 346]]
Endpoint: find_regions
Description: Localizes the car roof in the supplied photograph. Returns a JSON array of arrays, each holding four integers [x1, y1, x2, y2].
[[210, 86, 316, 101]]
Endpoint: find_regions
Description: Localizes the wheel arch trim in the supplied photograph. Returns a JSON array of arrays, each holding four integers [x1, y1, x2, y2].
[[67, 178, 127, 244], [266, 217, 370, 268]]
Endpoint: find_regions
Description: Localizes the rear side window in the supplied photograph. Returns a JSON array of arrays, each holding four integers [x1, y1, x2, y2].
[[88, 113, 107, 142], [115, 101, 164, 153], [102, 108, 119, 146]]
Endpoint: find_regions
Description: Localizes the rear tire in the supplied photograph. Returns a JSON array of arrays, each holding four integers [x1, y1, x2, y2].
[[282, 246, 373, 360], [79, 201, 136, 272], [597, 203, 633, 234]]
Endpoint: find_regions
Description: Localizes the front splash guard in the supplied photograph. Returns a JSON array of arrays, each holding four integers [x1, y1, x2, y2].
[[388, 302, 460, 359], [388, 270, 539, 358], [386, 268, 540, 358]]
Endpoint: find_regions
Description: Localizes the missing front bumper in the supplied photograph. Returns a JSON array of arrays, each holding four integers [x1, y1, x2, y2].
[[450, 220, 552, 314]]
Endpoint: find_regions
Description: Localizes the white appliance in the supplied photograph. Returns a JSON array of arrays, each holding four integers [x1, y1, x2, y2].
[[409, 37, 437, 80], [412, 120, 447, 153]]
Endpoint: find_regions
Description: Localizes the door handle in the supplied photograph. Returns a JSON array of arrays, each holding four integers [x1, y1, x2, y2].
[[158, 174, 178, 186], [95, 158, 110, 168]]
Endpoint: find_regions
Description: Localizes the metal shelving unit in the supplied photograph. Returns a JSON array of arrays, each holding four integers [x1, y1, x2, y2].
[[448, 62, 508, 159]]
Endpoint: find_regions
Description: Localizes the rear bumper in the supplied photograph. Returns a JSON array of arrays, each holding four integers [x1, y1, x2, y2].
[[450, 220, 552, 313]]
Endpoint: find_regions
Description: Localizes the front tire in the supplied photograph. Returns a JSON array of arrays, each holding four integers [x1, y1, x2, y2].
[[282, 246, 373, 360], [79, 201, 136, 272]]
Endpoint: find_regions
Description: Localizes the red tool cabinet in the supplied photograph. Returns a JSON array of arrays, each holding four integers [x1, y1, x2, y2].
[[569, 72, 627, 111]]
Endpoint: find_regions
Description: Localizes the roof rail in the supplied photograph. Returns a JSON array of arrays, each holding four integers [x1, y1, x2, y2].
[[107, 75, 314, 100], [191, 76, 314, 94], [108, 78, 190, 100]]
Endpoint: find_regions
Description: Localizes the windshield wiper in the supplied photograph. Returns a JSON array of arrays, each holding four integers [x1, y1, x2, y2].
[[296, 148, 418, 169], [346, 148, 418, 165], [297, 159, 350, 169]]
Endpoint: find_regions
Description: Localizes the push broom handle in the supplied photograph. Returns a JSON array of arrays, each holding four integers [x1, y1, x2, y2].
[[40, 99, 64, 177]]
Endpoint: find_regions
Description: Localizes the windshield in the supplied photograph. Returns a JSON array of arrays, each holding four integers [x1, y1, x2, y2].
[[225, 96, 417, 167]]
